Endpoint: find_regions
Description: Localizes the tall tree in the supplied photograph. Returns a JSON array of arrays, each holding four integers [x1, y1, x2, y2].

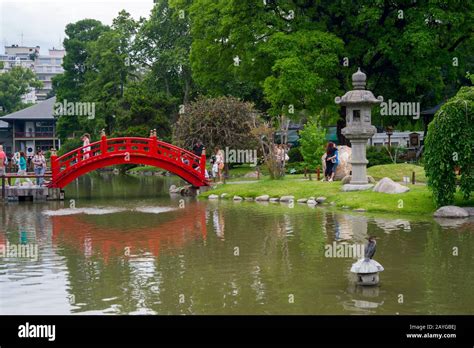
[[53, 19, 109, 139]]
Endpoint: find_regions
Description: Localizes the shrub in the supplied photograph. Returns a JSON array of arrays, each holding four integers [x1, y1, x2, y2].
[[425, 86, 474, 207], [299, 119, 326, 170], [288, 146, 303, 163]]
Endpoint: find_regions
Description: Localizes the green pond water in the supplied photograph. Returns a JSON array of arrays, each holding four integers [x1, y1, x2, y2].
[[1, 173, 473, 315]]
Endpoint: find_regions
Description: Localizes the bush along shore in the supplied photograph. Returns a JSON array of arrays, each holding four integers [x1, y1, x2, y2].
[[199, 179, 474, 216]]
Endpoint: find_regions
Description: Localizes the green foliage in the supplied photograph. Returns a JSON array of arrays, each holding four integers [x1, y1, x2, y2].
[[52, 0, 473, 152], [0, 67, 42, 114], [58, 138, 83, 156], [261, 30, 343, 121], [425, 86, 474, 207], [287, 146, 303, 163], [285, 161, 307, 174], [53, 19, 109, 139], [298, 119, 326, 170]]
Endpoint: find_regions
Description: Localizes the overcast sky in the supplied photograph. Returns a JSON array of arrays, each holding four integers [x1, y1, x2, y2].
[[0, 0, 154, 54]]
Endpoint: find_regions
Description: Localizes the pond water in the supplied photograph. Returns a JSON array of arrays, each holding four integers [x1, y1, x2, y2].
[[1, 174, 473, 315]]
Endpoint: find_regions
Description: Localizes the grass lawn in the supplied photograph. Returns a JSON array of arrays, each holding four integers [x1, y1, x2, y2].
[[367, 163, 426, 183], [200, 164, 473, 216]]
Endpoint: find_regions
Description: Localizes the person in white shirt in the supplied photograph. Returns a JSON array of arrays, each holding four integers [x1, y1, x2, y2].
[[32, 150, 46, 186], [81, 133, 91, 160]]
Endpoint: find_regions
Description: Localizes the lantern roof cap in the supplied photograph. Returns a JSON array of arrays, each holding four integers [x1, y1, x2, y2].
[[352, 67, 366, 90], [335, 68, 383, 105]]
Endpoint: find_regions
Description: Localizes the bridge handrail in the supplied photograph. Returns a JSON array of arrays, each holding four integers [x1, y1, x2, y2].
[[49, 136, 208, 188], [54, 137, 202, 163]]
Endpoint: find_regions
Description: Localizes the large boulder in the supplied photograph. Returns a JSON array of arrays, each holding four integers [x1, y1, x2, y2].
[[373, 177, 409, 194], [433, 206, 469, 218], [321, 145, 352, 180]]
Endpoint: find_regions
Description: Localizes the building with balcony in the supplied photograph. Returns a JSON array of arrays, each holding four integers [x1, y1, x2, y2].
[[0, 97, 59, 157]]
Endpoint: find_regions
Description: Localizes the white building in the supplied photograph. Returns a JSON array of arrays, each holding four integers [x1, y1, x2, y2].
[[0, 45, 65, 103], [34, 48, 65, 100], [369, 131, 424, 148]]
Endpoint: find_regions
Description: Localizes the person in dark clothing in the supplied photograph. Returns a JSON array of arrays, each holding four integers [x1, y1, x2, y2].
[[324, 142, 338, 181], [364, 236, 377, 260], [192, 141, 205, 156]]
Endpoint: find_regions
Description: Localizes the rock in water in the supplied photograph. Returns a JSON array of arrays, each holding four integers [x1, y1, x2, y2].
[[321, 145, 352, 180], [373, 177, 410, 194], [208, 194, 219, 200], [316, 196, 327, 203], [433, 206, 469, 218], [279, 195, 295, 202], [255, 195, 270, 201]]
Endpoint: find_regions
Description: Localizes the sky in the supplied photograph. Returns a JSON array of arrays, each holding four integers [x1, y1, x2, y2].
[[0, 0, 154, 55]]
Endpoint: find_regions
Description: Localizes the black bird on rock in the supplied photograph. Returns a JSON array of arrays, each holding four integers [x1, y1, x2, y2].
[[364, 236, 377, 260]]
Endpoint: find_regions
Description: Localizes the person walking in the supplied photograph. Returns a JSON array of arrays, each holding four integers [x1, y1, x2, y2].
[[81, 133, 91, 160], [0, 145, 6, 179], [324, 142, 339, 182], [15, 152, 30, 186], [215, 147, 225, 183], [32, 150, 46, 186]]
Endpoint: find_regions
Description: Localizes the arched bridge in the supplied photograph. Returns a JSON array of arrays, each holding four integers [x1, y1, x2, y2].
[[48, 133, 208, 188]]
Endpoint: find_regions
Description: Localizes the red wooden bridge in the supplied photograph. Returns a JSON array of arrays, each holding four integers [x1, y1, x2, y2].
[[48, 132, 208, 188]]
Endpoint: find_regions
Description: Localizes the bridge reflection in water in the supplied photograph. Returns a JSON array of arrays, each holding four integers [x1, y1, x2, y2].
[[51, 205, 208, 263]]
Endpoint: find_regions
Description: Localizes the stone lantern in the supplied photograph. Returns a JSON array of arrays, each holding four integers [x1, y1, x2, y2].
[[335, 68, 383, 191]]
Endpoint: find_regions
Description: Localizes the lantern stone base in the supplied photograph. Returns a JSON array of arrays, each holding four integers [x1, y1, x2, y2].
[[341, 184, 374, 192]]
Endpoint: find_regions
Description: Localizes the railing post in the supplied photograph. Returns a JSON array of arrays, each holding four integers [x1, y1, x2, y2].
[[2, 175, 5, 199], [50, 148, 58, 186], [150, 129, 157, 155], [101, 133, 107, 156], [200, 148, 207, 179]]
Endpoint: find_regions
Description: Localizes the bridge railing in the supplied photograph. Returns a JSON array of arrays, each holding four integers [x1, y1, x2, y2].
[[50, 134, 207, 184]]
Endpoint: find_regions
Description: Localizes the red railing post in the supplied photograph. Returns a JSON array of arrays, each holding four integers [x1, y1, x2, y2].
[[101, 133, 107, 156], [150, 129, 157, 155], [50, 148, 58, 186], [200, 148, 206, 178]]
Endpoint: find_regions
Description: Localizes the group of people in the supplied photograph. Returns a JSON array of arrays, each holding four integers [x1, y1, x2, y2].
[[191, 140, 225, 183], [274, 144, 289, 171], [0, 145, 47, 186], [190, 140, 340, 183]]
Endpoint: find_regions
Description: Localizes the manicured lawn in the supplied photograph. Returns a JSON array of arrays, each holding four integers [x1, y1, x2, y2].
[[200, 167, 473, 215], [367, 163, 426, 183]]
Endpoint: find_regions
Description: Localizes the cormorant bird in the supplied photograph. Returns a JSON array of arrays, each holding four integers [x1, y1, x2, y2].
[[364, 236, 377, 260]]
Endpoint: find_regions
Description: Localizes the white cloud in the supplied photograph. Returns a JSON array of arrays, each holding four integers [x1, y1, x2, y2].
[[0, 0, 154, 54]]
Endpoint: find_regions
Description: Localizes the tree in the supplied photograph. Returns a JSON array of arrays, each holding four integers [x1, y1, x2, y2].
[[0, 67, 42, 114], [135, 0, 195, 105], [81, 11, 139, 136], [53, 19, 109, 140], [260, 30, 343, 123], [299, 118, 327, 175], [173, 96, 259, 153], [424, 86, 473, 207]]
